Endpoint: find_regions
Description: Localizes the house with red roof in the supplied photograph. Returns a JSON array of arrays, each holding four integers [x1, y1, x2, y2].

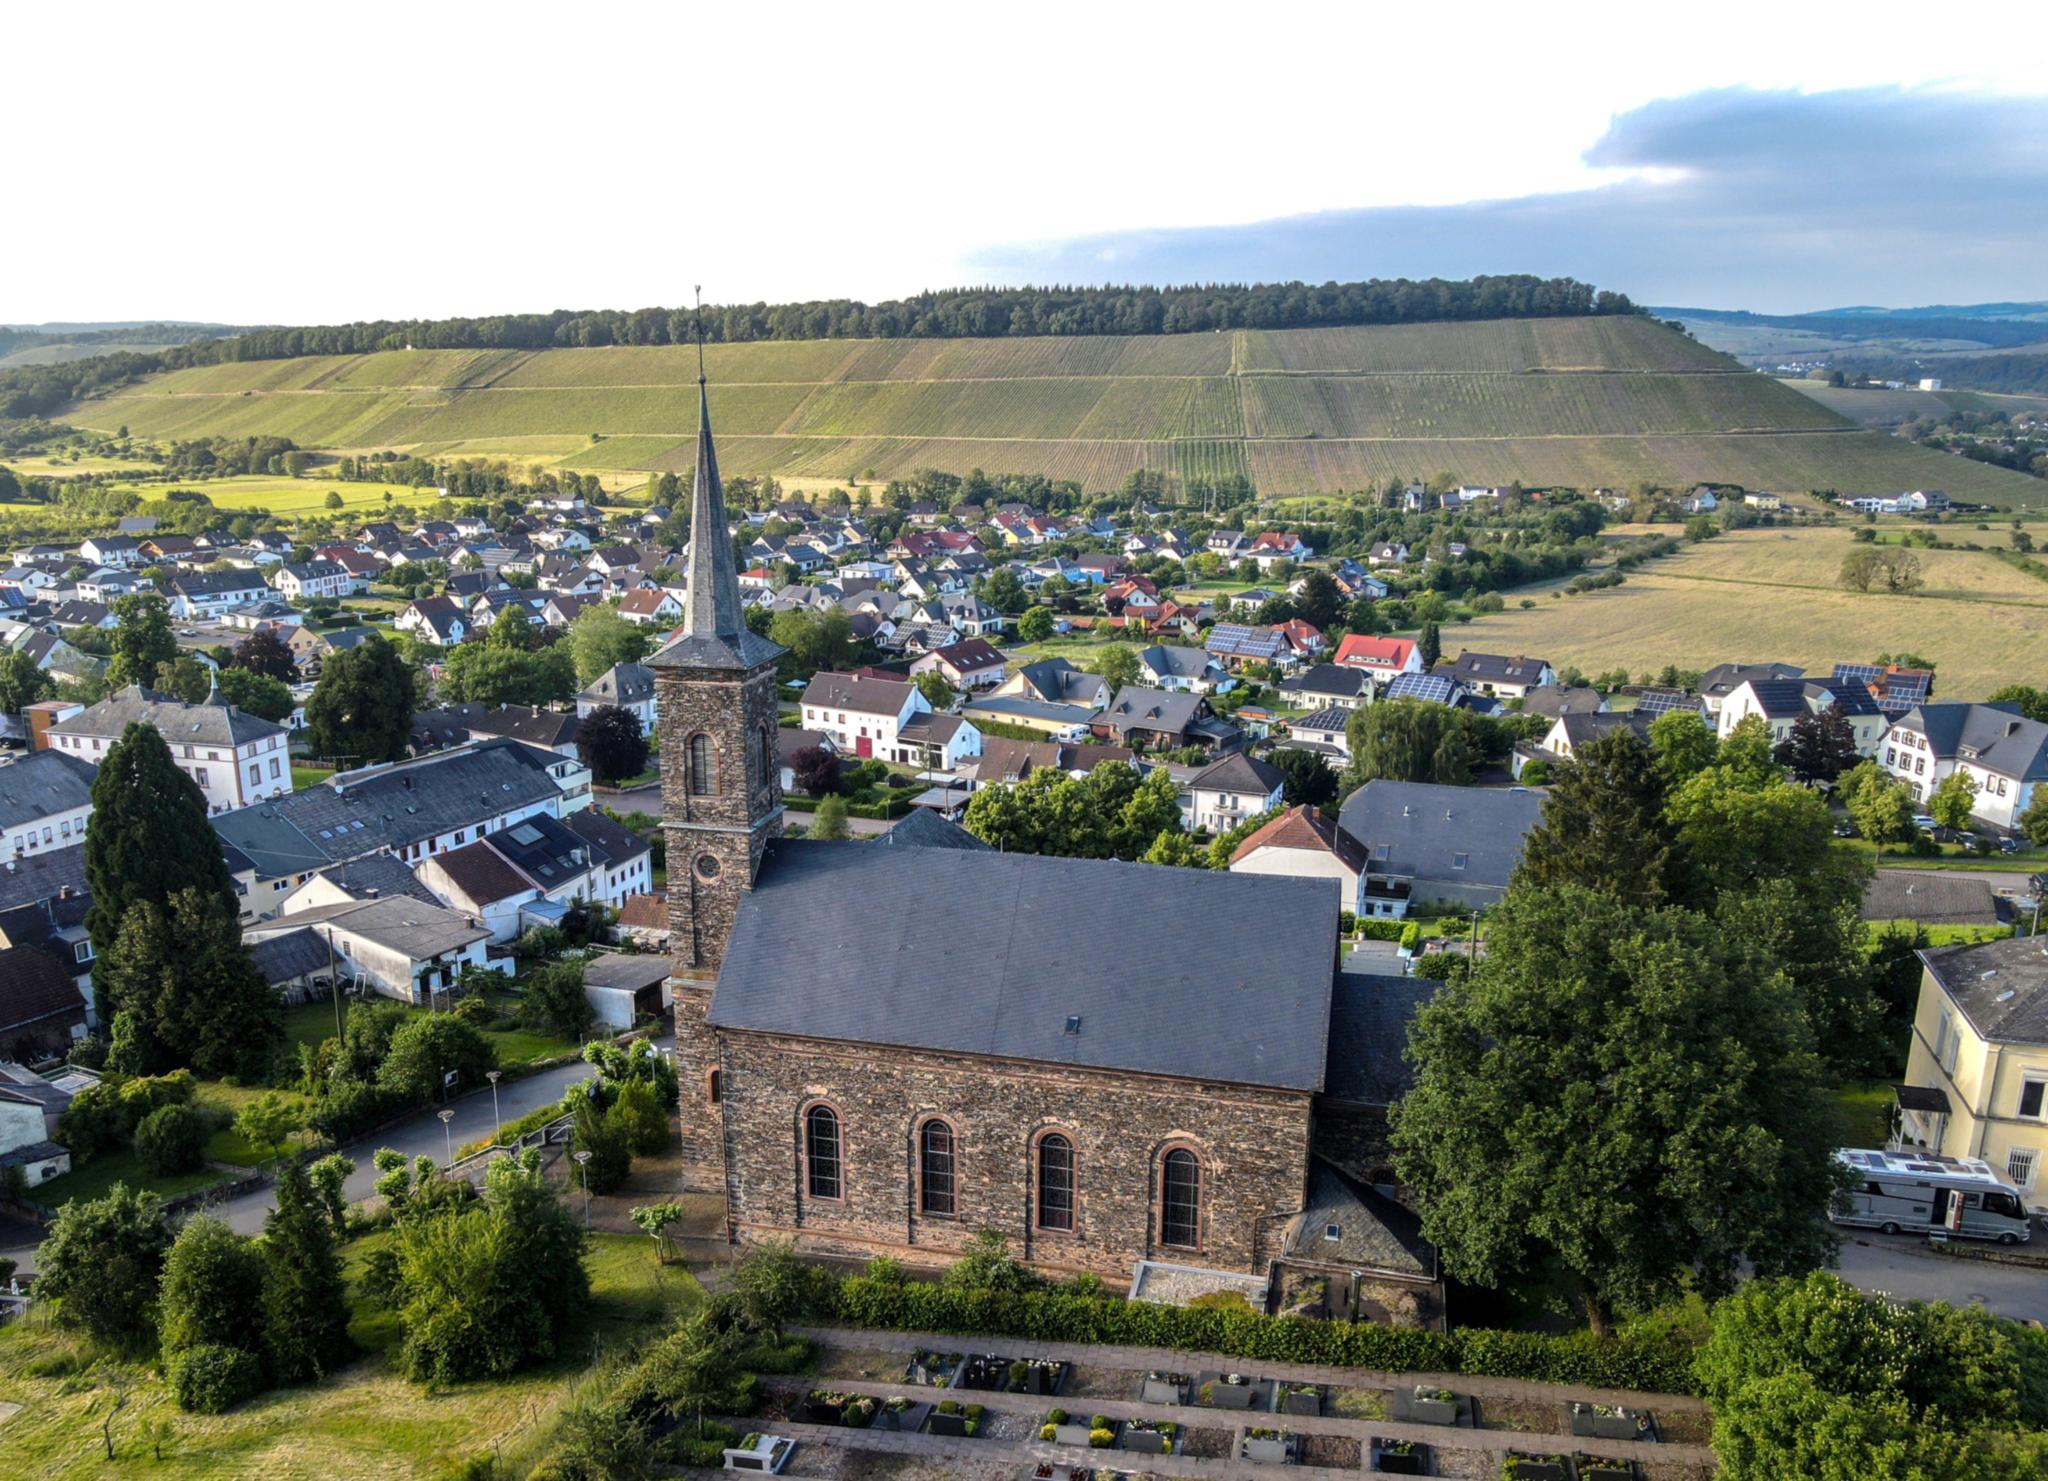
[[1226, 804, 1366, 909], [1332, 634, 1422, 682]]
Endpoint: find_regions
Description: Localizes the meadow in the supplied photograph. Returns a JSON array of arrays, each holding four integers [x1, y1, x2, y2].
[[1442, 525, 2048, 698], [61, 319, 2048, 502], [0, 1232, 701, 1478]]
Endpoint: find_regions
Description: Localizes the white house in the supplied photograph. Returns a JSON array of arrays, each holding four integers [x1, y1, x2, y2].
[[800, 671, 931, 761], [575, 660, 657, 731], [0, 750, 97, 859], [617, 589, 683, 627], [252, 896, 495, 1002], [1332, 634, 1422, 683], [1285, 705, 1352, 771], [46, 686, 292, 815], [0, 1083, 70, 1189], [79, 536, 145, 568], [271, 559, 354, 603], [396, 596, 468, 646], [1882, 703, 2048, 832], [1183, 751, 1286, 836], [166, 570, 272, 620], [910, 637, 1007, 691], [1718, 676, 1888, 754], [1224, 804, 1364, 910]]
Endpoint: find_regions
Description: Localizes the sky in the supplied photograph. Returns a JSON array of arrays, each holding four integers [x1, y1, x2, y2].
[[8, 1, 2047, 325]]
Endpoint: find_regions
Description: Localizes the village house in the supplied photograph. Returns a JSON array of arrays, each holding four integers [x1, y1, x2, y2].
[[1285, 706, 1352, 770], [1441, 651, 1555, 700], [1882, 702, 2048, 832], [249, 896, 495, 1003], [165, 569, 272, 620], [1183, 751, 1286, 835], [0, 750, 97, 858], [910, 636, 1007, 691], [800, 671, 932, 761], [1897, 934, 2048, 1212], [270, 559, 354, 603], [1093, 685, 1240, 752], [1337, 780, 1543, 919], [396, 595, 468, 646], [576, 660, 657, 730], [618, 588, 684, 627], [1332, 634, 1422, 684], [1227, 804, 1367, 910], [45, 687, 291, 815]]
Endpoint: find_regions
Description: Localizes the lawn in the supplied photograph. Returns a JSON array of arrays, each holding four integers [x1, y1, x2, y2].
[[1441, 526, 2048, 700], [1832, 1082, 1896, 1149], [29, 1144, 230, 1210], [290, 764, 334, 790], [89, 474, 429, 517], [278, 990, 584, 1072], [0, 1231, 702, 1477], [194, 1082, 317, 1168]]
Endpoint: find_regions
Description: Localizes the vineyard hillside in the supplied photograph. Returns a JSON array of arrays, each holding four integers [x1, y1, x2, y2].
[[65, 319, 2046, 503]]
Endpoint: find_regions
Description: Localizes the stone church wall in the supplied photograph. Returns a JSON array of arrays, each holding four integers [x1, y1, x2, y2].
[[713, 1028, 1314, 1278]]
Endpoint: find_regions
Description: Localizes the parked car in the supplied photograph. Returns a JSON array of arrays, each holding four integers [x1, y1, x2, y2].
[[1912, 814, 1938, 830], [1998, 836, 2022, 855]]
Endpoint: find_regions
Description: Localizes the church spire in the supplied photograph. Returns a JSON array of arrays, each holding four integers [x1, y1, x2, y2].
[[651, 288, 783, 672]]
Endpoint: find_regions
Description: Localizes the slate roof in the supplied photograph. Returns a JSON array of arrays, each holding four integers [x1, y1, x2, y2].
[[1336, 781, 1544, 893], [317, 852, 440, 905], [566, 808, 651, 869], [0, 750, 96, 832], [247, 928, 331, 987], [578, 661, 655, 709], [1699, 662, 1803, 701], [468, 705, 580, 750], [803, 671, 913, 717], [881, 807, 991, 851], [213, 739, 564, 880], [1189, 751, 1284, 796], [1892, 703, 2048, 782], [485, 811, 590, 888], [0, 843, 88, 913], [1922, 935, 2048, 1044], [925, 637, 1004, 672], [1448, 652, 1551, 685], [1322, 968, 1437, 1104], [712, 840, 1338, 1091], [1097, 686, 1205, 737], [1280, 663, 1374, 702], [1286, 1160, 1436, 1281], [1010, 658, 1110, 706], [51, 685, 286, 747], [1517, 684, 1603, 719], [1140, 644, 1217, 681], [1554, 711, 1654, 749], [0, 945, 85, 1033]]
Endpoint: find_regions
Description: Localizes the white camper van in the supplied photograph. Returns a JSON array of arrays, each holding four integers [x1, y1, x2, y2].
[[1831, 1148, 2031, 1244]]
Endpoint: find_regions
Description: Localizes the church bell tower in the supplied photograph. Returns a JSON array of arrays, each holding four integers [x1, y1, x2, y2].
[[649, 337, 785, 1181]]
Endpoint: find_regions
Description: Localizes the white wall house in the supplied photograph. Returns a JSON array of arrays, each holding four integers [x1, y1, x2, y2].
[[254, 897, 496, 1003], [800, 671, 930, 761], [166, 572, 273, 620], [1183, 752, 1286, 836], [0, 750, 97, 858], [46, 687, 292, 815], [1882, 703, 2048, 832], [271, 560, 354, 602]]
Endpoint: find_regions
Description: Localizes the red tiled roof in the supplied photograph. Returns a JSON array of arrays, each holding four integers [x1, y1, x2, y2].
[[1333, 634, 1416, 669], [1229, 804, 1367, 872], [618, 893, 669, 930]]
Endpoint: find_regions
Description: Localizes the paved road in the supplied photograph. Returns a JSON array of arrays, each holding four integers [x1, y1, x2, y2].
[[1834, 1229, 2048, 1323], [598, 782, 662, 816], [1, 1040, 665, 1271]]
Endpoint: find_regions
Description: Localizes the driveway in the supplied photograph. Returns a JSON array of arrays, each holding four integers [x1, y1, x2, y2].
[[1834, 1228, 2048, 1323], [1, 1039, 666, 1271]]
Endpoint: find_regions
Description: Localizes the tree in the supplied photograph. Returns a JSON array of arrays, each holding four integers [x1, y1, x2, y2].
[[230, 626, 297, 681], [98, 888, 282, 1079], [914, 671, 956, 711], [962, 762, 1186, 861], [1929, 769, 1980, 833], [135, 1101, 208, 1175], [1776, 706, 1860, 786], [2021, 788, 2048, 848], [768, 607, 856, 675], [0, 648, 53, 715], [1393, 886, 1842, 1334], [1986, 685, 2048, 724], [1840, 760, 1915, 853], [1417, 620, 1441, 670], [981, 568, 1028, 614], [789, 745, 841, 797], [577, 704, 649, 785], [1838, 545, 1885, 593], [153, 655, 213, 704], [393, 1151, 587, 1383], [1514, 730, 1683, 907], [262, 1160, 353, 1382], [236, 1091, 304, 1164], [1292, 570, 1341, 631], [214, 666, 294, 723], [378, 1015, 497, 1103], [1093, 643, 1140, 692], [1343, 700, 1479, 789], [487, 605, 541, 651], [572, 1094, 632, 1194], [305, 634, 415, 766], [610, 1078, 671, 1157], [35, 1183, 175, 1347], [1016, 605, 1055, 643], [810, 794, 851, 841], [441, 642, 576, 708], [159, 1213, 266, 1359], [727, 1238, 810, 1338], [1268, 747, 1337, 809], [521, 960, 596, 1042], [566, 602, 650, 685], [108, 592, 177, 688], [84, 725, 238, 988], [1645, 708, 1717, 786]]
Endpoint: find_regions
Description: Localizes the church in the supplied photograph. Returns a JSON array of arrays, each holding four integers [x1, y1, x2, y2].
[[654, 375, 1434, 1297]]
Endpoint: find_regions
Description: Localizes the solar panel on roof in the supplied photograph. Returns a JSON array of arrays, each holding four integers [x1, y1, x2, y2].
[[1632, 688, 1699, 716], [1385, 673, 1459, 705], [508, 823, 543, 846]]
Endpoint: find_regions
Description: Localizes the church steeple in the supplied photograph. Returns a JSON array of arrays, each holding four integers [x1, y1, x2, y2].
[[651, 294, 786, 984]]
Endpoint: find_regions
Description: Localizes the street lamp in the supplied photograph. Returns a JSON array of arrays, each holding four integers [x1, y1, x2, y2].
[[437, 1108, 455, 1165], [486, 1070, 503, 1137], [573, 1150, 593, 1227]]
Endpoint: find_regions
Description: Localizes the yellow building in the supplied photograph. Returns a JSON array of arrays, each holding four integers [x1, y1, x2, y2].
[[1899, 935, 2048, 1211]]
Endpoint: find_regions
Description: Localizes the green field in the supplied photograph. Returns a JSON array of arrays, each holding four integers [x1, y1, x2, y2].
[[65, 319, 2048, 502], [0, 1232, 702, 1477]]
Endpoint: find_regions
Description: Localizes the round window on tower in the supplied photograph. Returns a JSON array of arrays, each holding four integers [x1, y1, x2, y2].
[[694, 853, 722, 882]]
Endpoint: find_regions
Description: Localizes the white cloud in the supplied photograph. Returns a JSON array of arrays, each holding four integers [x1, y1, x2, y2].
[[7, 1, 2046, 322]]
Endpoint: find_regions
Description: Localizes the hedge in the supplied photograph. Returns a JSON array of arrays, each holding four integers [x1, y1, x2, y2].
[[808, 1275, 1699, 1396], [782, 793, 914, 820]]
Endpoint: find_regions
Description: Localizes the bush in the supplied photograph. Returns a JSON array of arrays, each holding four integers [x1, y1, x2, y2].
[[309, 1080, 405, 1141], [522, 960, 596, 1042], [610, 1078, 671, 1157], [134, 1102, 208, 1176], [452, 995, 492, 1025], [166, 1343, 263, 1414], [1354, 918, 1409, 942]]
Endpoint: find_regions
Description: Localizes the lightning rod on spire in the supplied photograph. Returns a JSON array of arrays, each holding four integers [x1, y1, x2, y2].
[[693, 284, 706, 385]]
